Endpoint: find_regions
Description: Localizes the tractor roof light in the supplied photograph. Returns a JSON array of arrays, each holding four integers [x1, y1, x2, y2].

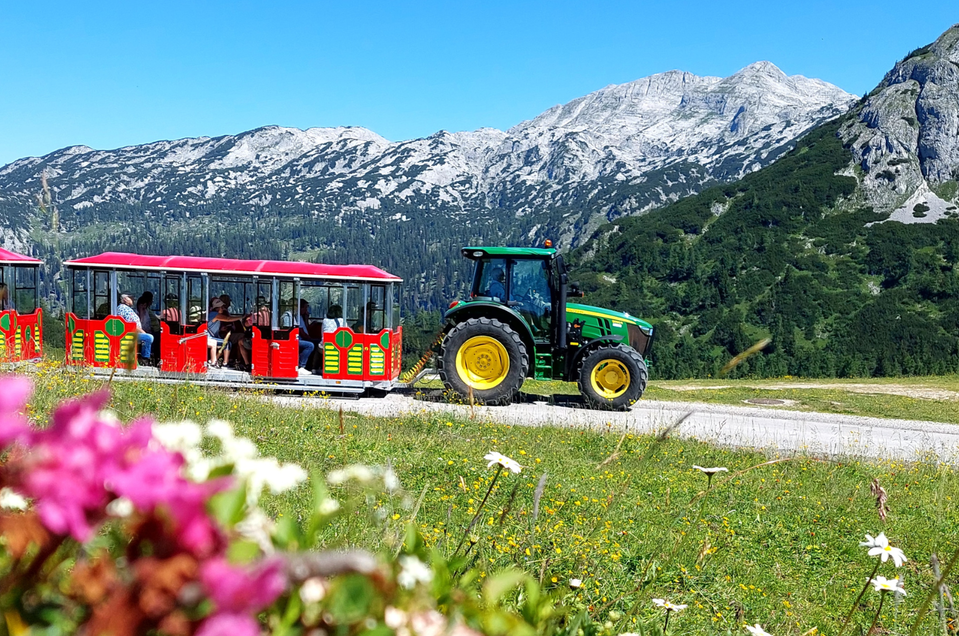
[[544, 239, 553, 248]]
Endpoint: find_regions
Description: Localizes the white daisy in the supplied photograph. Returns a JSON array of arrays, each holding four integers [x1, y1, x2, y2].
[[745, 624, 772, 636], [861, 532, 907, 567], [397, 555, 433, 589], [327, 464, 376, 484], [692, 465, 729, 475], [871, 576, 906, 596], [484, 451, 522, 474], [652, 598, 688, 611]]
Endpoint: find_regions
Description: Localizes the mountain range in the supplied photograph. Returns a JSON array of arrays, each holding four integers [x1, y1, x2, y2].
[[0, 62, 855, 310], [572, 24, 959, 379]]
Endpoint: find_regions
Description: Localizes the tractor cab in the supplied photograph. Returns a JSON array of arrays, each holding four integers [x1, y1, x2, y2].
[[440, 244, 653, 410], [468, 247, 556, 340]]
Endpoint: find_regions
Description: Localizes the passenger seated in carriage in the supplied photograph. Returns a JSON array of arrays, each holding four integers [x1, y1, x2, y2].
[[114, 293, 154, 363], [0, 283, 12, 311]]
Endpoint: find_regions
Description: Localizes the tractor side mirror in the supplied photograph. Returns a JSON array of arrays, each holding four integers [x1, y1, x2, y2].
[[568, 283, 585, 298]]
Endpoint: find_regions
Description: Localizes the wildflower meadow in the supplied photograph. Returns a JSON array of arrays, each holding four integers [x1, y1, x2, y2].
[[1, 362, 958, 635]]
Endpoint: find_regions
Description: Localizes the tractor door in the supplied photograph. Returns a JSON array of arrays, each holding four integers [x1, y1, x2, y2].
[[507, 259, 553, 341]]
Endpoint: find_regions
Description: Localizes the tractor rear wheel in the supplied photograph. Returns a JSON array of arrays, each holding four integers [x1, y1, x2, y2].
[[438, 317, 528, 405], [577, 344, 647, 410]]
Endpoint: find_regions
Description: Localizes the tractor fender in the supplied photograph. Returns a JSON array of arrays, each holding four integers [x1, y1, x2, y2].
[[443, 302, 536, 358], [567, 335, 625, 380]]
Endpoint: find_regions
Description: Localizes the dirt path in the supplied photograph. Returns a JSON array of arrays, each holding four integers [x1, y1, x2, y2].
[[272, 393, 959, 465], [661, 382, 959, 401]]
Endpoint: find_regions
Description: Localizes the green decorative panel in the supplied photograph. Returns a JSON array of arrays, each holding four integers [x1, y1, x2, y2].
[[379, 331, 391, 350], [104, 318, 126, 337], [67, 315, 75, 332], [335, 330, 353, 349], [0, 313, 10, 331]]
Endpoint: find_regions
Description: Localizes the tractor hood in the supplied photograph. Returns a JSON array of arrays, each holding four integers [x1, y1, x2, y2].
[[566, 303, 653, 333]]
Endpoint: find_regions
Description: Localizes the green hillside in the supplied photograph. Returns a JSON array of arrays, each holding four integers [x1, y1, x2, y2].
[[570, 117, 959, 379]]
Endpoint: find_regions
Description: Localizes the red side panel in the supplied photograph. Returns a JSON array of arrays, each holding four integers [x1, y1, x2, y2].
[[18, 309, 42, 360], [250, 328, 271, 378], [270, 330, 298, 379], [321, 327, 400, 381], [0, 310, 17, 362], [250, 328, 297, 379], [159, 321, 206, 373], [64, 313, 138, 369]]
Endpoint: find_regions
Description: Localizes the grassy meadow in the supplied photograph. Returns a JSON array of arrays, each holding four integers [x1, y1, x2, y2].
[[14, 360, 959, 635]]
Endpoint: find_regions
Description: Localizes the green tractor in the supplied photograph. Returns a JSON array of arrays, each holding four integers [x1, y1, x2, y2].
[[438, 245, 653, 410]]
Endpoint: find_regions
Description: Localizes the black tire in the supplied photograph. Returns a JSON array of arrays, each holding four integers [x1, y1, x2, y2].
[[437, 317, 528, 405], [577, 344, 647, 411]]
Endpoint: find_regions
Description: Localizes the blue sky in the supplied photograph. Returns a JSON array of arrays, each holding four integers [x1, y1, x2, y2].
[[0, 1, 955, 165]]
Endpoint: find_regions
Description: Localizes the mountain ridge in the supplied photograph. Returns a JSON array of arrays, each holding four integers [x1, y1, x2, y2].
[[0, 61, 856, 311]]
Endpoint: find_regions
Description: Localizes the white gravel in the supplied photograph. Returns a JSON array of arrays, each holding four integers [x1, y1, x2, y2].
[[271, 394, 959, 465]]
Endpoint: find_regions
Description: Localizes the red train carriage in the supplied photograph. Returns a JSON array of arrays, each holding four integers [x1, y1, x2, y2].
[[0, 247, 43, 362], [63, 253, 403, 393]]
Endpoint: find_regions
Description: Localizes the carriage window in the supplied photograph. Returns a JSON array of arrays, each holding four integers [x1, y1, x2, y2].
[[211, 279, 252, 317], [161, 276, 181, 323], [345, 284, 362, 330], [186, 275, 204, 325], [71, 270, 89, 318], [278, 280, 296, 329], [15, 267, 38, 313], [390, 283, 401, 330], [93, 271, 111, 319], [117, 272, 157, 311], [366, 284, 386, 333]]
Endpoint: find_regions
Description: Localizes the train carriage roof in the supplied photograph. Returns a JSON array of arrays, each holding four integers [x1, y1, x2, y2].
[[0, 247, 42, 266], [64, 252, 402, 282]]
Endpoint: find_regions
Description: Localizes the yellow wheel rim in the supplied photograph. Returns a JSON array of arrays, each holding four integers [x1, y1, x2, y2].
[[455, 335, 509, 390], [590, 359, 630, 399]]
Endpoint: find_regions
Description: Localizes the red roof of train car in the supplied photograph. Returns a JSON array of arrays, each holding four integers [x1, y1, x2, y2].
[[0, 247, 41, 265], [64, 252, 402, 282]]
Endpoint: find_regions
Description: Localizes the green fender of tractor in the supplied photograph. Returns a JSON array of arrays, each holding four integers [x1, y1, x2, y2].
[[442, 301, 537, 362]]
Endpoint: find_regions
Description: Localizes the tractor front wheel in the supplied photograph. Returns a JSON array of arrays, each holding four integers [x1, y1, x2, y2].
[[577, 344, 647, 410], [438, 317, 528, 405]]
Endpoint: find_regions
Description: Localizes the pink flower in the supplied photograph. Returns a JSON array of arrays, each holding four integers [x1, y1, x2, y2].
[[166, 478, 231, 557], [195, 612, 260, 636], [109, 444, 186, 510], [0, 375, 32, 446], [200, 557, 286, 613]]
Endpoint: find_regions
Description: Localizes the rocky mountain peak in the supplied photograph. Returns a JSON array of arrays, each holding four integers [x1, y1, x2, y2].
[[840, 24, 959, 224], [0, 61, 856, 251]]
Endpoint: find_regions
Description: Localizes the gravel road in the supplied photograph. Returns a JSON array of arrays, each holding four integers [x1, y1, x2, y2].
[[272, 392, 959, 465]]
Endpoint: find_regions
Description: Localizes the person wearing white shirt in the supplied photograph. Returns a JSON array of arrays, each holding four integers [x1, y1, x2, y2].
[[322, 304, 346, 333]]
